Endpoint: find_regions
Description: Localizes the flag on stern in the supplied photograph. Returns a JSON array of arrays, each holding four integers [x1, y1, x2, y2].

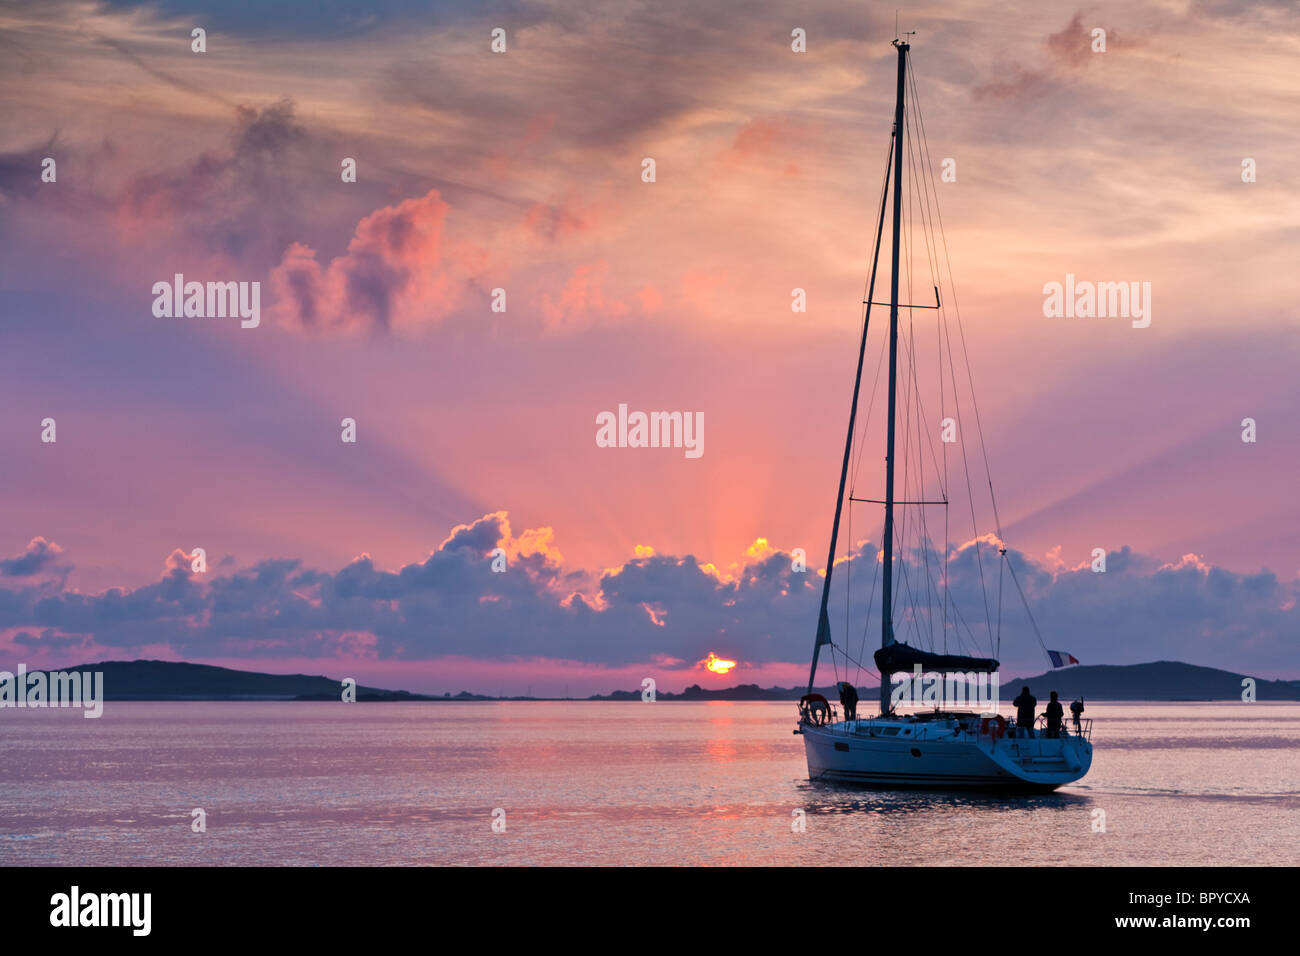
[[1047, 650, 1080, 668]]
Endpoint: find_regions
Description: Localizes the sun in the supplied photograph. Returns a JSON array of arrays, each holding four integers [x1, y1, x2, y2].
[[701, 652, 737, 675]]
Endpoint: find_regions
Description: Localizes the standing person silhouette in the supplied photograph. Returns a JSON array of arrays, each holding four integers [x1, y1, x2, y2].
[[1070, 697, 1085, 734], [838, 681, 859, 722], [1045, 691, 1064, 739], [1013, 686, 1037, 738]]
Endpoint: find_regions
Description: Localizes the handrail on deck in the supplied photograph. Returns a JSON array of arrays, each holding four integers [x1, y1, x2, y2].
[[1026, 714, 1092, 742], [796, 708, 1094, 742]]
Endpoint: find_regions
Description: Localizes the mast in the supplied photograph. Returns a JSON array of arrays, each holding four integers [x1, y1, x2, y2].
[[804, 45, 896, 698], [879, 38, 908, 715]]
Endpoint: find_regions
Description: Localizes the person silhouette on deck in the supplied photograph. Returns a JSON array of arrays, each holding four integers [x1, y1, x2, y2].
[[838, 681, 859, 722], [1013, 686, 1037, 738], [1045, 691, 1064, 739], [1070, 697, 1085, 734]]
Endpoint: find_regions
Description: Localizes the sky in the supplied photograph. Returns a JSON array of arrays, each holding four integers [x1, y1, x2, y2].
[[1, 0, 1297, 695]]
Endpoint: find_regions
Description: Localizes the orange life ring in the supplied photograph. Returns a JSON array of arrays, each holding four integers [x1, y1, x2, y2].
[[980, 715, 1007, 739]]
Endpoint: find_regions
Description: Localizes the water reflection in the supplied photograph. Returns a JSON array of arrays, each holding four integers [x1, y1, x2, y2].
[[795, 779, 1093, 815], [704, 739, 739, 762]]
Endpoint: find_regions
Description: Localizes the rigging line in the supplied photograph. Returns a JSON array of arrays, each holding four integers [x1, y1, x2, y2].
[[894, 384, 923, 643], [829, 641, 880, 683], [894, 319, 950, 641], [902, 118, 928, 648], [902, 109, 950, 652], [908, 56, 999, 657], [905, 329, 940, 653], [940, 209, 949, 648], [852, 538, 882, 687], [891, 212, 948, 490], [816, 129, 894, 696], [1006, 555, 1053, 664], [895, 467, 941, 656], [903, 58, 954, 654], [996, 548, 1005, 659], [909, 55, 1006, 544], [891, 363, 920, 643], [896, 552, 925, 649], [891, 147, 915, 638], [906, 60, 977, 656], [854, 540, 882, 676], [850, 299, 889, 496], [901, 131, 944, 650], [840, 133, 895, 683], [936, 335, 996, 655], [901, 64, 948, 610], [850, 184, 901, 669], [945, 581, 985, 656], [907, 62, 945, 314], [904, 140, 946, 650], [908, 56, 946, 314], [894, 470, 925, 642], [896, 353, 946, 655], [913, 480, 949, 650], [845, 137, 890, 588], [899, 340, 951, 639], [845, 429, 852, 679], [906, 129, 940, 651], [914, 100, 948, 654], [928, 194, 994, 648], [843, 143, 904, 690], [848, 136, 896, 498]]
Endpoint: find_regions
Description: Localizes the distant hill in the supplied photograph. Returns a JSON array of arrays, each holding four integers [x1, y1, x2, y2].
[[592, 683, 842, 701], [594, 660, 1300, 702], [17, 660, 445, 701], [12, 658, 1298, 702], [996, 660, 1300, 701]]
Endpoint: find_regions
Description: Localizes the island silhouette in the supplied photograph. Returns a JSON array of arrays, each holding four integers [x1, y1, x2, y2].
[[7, 659, 1298, 702]]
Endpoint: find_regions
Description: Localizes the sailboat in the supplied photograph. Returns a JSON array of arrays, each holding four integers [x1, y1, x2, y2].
[[796, 37, 1093, 791]]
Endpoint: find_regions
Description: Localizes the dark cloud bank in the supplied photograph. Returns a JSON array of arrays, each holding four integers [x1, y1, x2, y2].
[[1, 514, 1295, 676]]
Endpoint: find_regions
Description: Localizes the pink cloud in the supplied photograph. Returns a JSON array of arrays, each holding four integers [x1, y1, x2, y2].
[[540, 259, 629, 328], [269, 188, 481, 334], [712, 116, 807, 180]]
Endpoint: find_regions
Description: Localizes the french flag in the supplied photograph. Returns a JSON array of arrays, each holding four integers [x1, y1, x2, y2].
[[1048, 650, 1080, 668]]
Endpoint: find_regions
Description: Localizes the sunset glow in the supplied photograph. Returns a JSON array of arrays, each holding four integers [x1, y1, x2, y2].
[[702, 653, 738, 676], [0, 0, 1296, 697]]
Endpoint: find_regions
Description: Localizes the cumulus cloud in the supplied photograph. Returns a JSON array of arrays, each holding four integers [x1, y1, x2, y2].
[[268, 188, 487, 333], [0, 537, 65, 577], [0, 519, 1295, 676]]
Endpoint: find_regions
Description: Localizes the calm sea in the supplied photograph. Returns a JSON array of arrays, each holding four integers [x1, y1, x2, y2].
[[1, 701, 1296, 866]]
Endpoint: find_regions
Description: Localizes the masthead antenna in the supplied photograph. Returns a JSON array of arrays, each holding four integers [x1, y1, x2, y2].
[[894, 13, 915, 46]]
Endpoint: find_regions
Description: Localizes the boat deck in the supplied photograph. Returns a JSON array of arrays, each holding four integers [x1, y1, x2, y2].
[[802, 710, 1093, 744]]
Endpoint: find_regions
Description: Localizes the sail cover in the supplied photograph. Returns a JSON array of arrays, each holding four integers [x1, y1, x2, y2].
[[874, 642, 999, 675]]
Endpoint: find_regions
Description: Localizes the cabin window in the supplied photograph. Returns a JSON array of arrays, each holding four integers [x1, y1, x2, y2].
[[834, 742, 850, 752]]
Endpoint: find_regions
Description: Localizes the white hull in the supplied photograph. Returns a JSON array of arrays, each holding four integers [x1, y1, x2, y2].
[[799, 714, 1092, 791]]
